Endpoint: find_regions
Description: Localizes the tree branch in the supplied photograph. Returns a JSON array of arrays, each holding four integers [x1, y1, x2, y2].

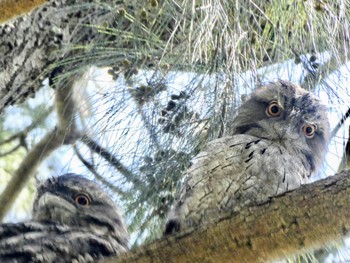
[[0, 81, 80, 221], [73, 144, 128, 197], [102, 170, 350, 263], [0, 128, 64, 220], [0, 105, 53, 147], [0, 0, 119, 114], [80, 134, 142, 187], [3, 0, 344, 115], [0, 143, 22, 157], [332, 107, 350, 140], [0, 0, 47, 24]]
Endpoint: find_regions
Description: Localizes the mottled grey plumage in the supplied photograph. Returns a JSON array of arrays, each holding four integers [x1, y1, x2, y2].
[[165, 80, 329, 234], [0, 174, 129, 262]]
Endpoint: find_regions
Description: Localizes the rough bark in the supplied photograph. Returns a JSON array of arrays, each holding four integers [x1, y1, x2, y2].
[[102, 170, 350, 263], [0, 0, 119, 113], [2, 0, 346, 114]]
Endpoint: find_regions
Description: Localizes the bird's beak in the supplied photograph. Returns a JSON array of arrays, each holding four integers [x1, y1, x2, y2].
[[289, 107, 301, 119], [33, 192, 76, 221]]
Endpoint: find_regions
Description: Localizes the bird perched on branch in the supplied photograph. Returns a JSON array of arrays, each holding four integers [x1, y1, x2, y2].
[[165, 80, 329, 234], [0, 174, 129, 262]]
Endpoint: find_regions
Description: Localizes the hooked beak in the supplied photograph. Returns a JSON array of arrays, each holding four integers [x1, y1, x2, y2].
[[33, 192, 76, 221]]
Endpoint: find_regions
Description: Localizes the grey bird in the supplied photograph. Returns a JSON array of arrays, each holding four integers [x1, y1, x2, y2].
[[165, 80, 330, 234], [0, 174, 129, 262]]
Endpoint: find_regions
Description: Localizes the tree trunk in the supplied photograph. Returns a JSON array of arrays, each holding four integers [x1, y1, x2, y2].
[[103, 170, 350, 263], [0, 0, 119, 113], [0, 0, 47, 23]]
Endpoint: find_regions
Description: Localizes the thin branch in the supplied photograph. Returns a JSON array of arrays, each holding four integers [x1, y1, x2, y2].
[[332, 108, 350, 172], [73, 144, 128, 197], [139, 109, 161, 150], [0, 105, 54, 146], [0, 105, 54, 160], [0, 128, 65, 220], [0, 133, 22, 146], [80, 134, 143, 187], [0, 82, 80, 221], [0, 144, 22, 157], [331, 107, 350, 139]]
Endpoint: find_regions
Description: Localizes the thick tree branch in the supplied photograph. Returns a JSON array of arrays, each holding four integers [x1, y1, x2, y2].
[[0, 0, 118, 113], [102, 170, 350, 263], [0, 0, 47, 24]]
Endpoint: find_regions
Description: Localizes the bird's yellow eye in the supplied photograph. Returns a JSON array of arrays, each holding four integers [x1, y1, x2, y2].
[[303, 124, 317, 138], [266, 101, 281, 117], [74, 193, 91, 206]]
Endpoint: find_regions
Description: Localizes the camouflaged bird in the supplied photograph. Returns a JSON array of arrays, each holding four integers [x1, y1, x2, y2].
[[165, 80, 329, 234], [0, 174, 129, 262]]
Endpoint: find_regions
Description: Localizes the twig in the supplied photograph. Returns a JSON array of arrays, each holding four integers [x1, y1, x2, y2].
[[0, 144, 21, 157], [291, 49, 337, 93], [80, 134, 143, 187], [73, 144, 128, 197], [0, 105, 53, 147], [331, 107, 350, 140]]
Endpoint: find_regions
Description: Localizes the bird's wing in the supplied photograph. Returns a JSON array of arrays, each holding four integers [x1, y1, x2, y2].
[[165, 134, 309, 233]]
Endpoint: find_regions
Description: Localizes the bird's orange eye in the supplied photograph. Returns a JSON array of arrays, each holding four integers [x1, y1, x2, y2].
[[303, 124, 317, 138], [74, 193, 91, 206], [266, 101, 281, 117]]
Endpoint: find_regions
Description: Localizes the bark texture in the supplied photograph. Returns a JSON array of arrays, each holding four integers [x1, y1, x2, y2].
[[102, 170, 350, 263], [0, 0, 117, 113], [2, 0, 344, 115]]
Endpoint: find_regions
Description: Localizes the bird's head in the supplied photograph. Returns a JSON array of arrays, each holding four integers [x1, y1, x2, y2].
[[32, 174, 129, 245], [231, 80, 330, 175]]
